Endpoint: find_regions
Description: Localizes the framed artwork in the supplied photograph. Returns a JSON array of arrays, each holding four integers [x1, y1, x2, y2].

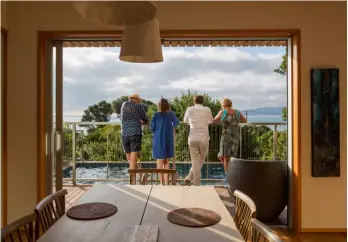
[[311, 68, 340, 177]]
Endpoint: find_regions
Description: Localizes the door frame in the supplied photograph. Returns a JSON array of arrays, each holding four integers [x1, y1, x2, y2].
[[37, 29, 301, 232], [1, 27, 8, 227]]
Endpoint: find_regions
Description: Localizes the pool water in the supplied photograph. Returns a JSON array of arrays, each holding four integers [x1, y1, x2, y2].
[[63, 162, 226, 185]]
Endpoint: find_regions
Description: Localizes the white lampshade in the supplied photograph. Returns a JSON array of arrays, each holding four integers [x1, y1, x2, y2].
[[119, 18, 163, 63], [72, 1, 157, 26]]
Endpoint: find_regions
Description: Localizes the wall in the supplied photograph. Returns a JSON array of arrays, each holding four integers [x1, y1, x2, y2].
[[1, 0, 8, 227], [5, 1, 347, 229], [1, 1, 8, 29]]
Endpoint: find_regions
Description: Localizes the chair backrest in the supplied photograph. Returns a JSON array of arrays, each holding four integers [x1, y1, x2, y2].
[[251, 219, 283, 242], [128, 168, 176, 185], [233, 190, 257, 241], [34, 189, 68, 236], [1, 212, 38, 242]]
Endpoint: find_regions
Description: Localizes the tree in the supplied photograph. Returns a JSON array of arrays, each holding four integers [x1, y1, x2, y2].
[[274, 51, 288, 121], [273, 54, 287, 75], [170, 90, 220, 120], [111, 96, 129, 117], [81, 100, 113, 122]]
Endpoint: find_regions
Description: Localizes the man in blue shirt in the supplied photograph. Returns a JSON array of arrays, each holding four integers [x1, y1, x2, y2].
[[121, 94, 149, 171]]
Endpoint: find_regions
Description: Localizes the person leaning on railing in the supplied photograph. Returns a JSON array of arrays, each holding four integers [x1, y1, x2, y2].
[[120, 94, 149, 177], [213, 98, 247, 174], [183, 95, 214, 186], [150, 98, 180, 185]]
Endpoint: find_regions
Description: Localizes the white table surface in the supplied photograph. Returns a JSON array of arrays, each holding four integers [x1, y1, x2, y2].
[[37, 185, 244, 242], [142, 186, 244, 242], [37, 184, 152, 242]]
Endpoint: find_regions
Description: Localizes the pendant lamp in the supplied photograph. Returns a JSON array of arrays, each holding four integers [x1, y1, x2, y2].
[[119, 18, 163, 63], [72, 1, 157, 26]]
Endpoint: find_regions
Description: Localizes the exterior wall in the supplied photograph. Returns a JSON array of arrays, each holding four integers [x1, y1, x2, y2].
[[5, 1, 347, 229]]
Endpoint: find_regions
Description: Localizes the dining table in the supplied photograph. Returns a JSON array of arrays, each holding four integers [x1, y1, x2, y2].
[[37, 184, 244, 242]]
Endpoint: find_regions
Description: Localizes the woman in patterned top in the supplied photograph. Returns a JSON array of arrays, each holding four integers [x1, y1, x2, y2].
[[213, 98, 247, 174]]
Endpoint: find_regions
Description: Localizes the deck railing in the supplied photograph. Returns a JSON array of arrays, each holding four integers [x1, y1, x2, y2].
[[56, 121, 287, 185]]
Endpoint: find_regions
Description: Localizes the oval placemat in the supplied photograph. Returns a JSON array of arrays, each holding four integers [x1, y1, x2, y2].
[[167, 208, 221, 227], [67, 202, 117, 220]]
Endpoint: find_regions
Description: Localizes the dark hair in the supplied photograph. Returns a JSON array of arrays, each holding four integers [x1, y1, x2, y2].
[[194, 95, 204, 105], [158, 98, 170, 113]]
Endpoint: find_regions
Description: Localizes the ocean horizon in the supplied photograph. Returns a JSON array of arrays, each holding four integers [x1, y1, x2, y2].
[[63, 115, 285, 124]]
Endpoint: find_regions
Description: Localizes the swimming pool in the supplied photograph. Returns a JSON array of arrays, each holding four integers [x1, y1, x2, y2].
[[63, 162, 226, 185]]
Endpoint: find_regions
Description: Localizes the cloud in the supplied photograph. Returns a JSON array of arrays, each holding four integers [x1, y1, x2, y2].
[[60, 46, 286, 119]]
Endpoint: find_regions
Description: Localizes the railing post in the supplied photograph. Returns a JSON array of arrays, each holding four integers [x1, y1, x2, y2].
[[273, 124, 278, 161], [72, 124, 76, 185], [106, 130, 109, 179], [239, 125, 243, 158]]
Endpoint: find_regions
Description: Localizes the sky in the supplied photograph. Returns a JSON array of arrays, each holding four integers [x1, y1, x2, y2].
[[59, 46, 287, 120]]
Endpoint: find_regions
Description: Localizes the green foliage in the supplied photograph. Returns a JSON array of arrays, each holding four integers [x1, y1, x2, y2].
[[170, 90, 221, 120], [274, 51, 288, 122], [81, 100, 113, 122], [241, 125, 272, 159], [256, 130, 288, 161], [274, 53, 287, 75], [62, 124, 83, 161], [111, 96, 129, 116], [282, 107, 287, 121], [64, 91, 288, 163]]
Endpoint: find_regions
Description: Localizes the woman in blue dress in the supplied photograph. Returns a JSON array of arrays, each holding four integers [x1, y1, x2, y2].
[[150, 98, 180, 184]]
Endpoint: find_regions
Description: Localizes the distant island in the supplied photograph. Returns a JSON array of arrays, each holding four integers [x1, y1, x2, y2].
[[240, 107, 284, 116]]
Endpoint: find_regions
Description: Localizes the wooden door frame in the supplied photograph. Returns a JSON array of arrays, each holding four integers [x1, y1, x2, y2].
[[1, 27, 8, 227], [37, 29, 301, 232]]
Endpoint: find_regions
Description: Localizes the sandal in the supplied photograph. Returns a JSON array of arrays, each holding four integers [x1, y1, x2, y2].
[[183, 179, 192, 186]]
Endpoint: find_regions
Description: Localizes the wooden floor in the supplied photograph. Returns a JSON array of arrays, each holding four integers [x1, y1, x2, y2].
[[62, 185, 346, 242], [214, 187, 346, 242]]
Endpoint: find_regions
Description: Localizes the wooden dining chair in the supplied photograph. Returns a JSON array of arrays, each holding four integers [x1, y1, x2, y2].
[[34, 189, 68, 237], [251, 219, 283, 242], [233, 190, 257, 241], [1, 212, 38, 242], [128, 168, 177, 185]]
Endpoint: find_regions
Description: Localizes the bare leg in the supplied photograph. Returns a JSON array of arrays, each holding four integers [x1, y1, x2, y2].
[[126, 153, 131, 163], [126, 153, 133, 183], [129, 152, 138, 184], [163, 159, 169, 185], [223, 156, 230, 174], [157, 159, 164, 185]]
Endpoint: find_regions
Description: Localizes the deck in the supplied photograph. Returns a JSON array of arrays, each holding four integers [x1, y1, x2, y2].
[[62, 185, 346, 242]]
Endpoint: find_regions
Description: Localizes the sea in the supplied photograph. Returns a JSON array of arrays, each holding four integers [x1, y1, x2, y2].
[[246, 115, 284, 123], [63, 115, 285, 124]]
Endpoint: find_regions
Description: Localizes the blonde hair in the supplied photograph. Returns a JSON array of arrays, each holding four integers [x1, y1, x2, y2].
[[220, 98, 232, 108]]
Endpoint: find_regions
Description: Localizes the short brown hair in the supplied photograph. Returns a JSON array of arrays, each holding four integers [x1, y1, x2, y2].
[[194, 95, 204, 104], [158, 98, 170, 113]]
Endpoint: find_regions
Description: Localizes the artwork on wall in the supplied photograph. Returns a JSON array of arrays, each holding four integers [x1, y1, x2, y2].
[[311, 68, 340, 177]]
